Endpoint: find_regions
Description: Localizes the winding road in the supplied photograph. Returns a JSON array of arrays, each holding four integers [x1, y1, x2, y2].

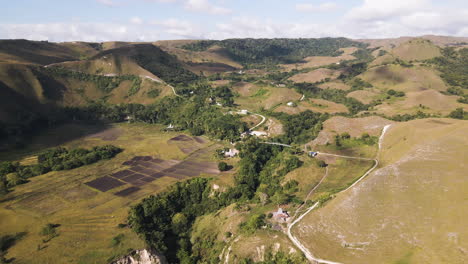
[[249, 113, 267, 130], [287, 125, 391, 264]]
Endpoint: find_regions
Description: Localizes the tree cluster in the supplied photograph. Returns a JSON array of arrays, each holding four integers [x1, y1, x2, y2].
[[0, 145, 122, 191]]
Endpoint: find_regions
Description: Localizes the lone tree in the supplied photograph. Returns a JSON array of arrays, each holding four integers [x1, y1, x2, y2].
[[218, 162, 229, 171]]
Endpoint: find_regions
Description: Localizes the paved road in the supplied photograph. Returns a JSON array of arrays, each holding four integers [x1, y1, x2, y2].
[[287, 125, 391, 264]]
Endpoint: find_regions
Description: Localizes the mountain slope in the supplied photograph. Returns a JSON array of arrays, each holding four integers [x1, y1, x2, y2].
[[293, 118, 468, 264], [0, 39, 80, 65]]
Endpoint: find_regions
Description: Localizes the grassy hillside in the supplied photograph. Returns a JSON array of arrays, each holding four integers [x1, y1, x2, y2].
[[293, 118, 468, 264], [392, 39, 441, 61], [0, 40, 79, 65], [92, 44, 198, 87]]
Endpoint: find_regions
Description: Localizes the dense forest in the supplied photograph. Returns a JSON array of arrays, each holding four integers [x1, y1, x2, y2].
[[182, 38, 367, 65]]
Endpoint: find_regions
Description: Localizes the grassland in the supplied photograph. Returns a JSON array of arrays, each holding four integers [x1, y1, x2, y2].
[[360, 64, 448, 92], [232, 82, 302, 112], [309, 116, 394, 146], [317, 80, 351, 91], [0, 122, 223, 264], [346, 89, 379, 104], [275, 98, 348, 115], [392, 39, 441, 61], [292, 118, 468, 264], [289, 68, 342, 83], [280, 47, 357, 72]]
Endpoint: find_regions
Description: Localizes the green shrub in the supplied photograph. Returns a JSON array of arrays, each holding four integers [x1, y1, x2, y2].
[[111, 234, 125, 247], [147, 88, 161, 98], [218, 162, 229, 172]]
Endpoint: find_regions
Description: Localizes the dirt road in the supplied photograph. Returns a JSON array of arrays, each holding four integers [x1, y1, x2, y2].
[[287, 125, 391, 263]]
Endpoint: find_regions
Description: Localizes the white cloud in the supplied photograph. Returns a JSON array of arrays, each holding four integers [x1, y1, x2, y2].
[[184, 0, 231, 15], [152, 18, 201, 38], [96, 0, 117, 7], [2, 1, 468, 41], [206, 17, 341, 39], [130, 17, 144, 25], [346, 0, 430, 21], [296, 2, 338, 12], [0, 23, 161, 42]]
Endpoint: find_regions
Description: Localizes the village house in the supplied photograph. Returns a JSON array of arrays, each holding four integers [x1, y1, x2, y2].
[[272, 208, 290, 222], [224, 148, 239, 158]]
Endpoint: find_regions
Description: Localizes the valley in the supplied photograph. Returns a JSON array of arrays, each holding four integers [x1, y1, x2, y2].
[[0, 35, 467, 264]]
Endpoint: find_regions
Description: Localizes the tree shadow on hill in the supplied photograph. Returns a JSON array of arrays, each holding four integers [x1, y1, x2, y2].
[[0, 232, 27, 263], [0, 121, 113, 161]]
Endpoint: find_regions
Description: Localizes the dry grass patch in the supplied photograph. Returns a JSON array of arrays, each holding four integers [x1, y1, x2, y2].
[[346, 90, 379, 104], [281, 47, 357, 71], [210, 80, 231, 87], [230, 231, 298, 262], [359, 64, 447, 92], [289, 68, 342, 83], [374, 89, 467, 116], [318, 80, 351, 91], [293, 118, 468, 264], [310, 116, 394, 146], [232, 82, 258, 97], [392, 39, 441, 61], [275, 99, 348, 115], [234, 85, 302, 111]]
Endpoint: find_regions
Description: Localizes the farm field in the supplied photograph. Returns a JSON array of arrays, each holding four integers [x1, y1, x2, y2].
[[0, 122, 224, 264]]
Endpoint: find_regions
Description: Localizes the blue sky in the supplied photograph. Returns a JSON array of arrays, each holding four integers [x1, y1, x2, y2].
[[1, 0, 467, 41]]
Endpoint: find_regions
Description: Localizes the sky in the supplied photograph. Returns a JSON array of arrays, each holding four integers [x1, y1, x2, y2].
[[1, 0, 467, 42]]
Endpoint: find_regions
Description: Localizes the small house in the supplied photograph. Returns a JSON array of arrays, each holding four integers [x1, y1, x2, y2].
[[272, 208, 290, 222], [250, 131, 268, 137], [224, 148, 239, 158], [238, 109, 249, 115]]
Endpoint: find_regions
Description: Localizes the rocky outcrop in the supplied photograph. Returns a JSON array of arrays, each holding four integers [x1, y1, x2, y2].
[[110, 249, 167, 264]]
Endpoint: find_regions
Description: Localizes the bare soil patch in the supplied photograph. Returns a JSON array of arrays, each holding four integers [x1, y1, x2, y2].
[[85, 176, 126, 192], [232, 82, 257, 96], [87, 127, 123, 141], [169, 135, 193, 142], [114, 187, 140, 197]]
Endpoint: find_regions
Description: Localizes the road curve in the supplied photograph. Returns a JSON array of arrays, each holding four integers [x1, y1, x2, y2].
[[249, 113, 267, 130], [288, 125, 391, 264], [292, 167, 329, 219]]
